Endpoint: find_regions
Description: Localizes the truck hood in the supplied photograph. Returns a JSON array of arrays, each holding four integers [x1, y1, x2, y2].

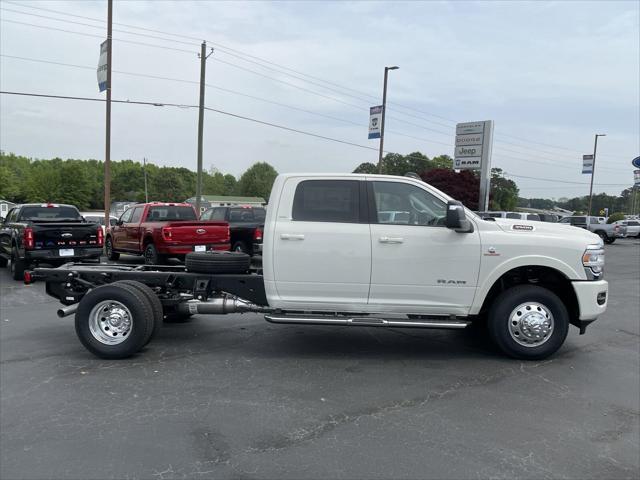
[[489, 218, 602, 245]]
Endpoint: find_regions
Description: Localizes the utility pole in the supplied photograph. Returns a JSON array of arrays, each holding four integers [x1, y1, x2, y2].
[[103, 0, 113, 229], [377, 66, 399, 173], [587, 133, 606, 216], [143, 157, 148, 203], [195, 42, 213, 216]]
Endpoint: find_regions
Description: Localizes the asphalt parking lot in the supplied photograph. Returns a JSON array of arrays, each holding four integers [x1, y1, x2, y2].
[[1, 240, 639, 480]]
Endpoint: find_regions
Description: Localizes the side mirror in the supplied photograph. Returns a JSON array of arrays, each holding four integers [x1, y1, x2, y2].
[[115, 219, 123, 227], [446, 200, 474, 233]]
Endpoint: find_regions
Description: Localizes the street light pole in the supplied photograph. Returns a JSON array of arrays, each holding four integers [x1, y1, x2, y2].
[[377, 66, 398, 173], [587, 133, 606, 216], [103, 0, 112, 230]]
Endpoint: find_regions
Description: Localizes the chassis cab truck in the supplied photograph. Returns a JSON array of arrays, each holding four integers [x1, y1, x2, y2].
[[31, 174, 608, 360]]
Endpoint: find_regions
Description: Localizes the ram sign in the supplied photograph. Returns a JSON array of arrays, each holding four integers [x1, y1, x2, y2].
[[453, 120, 493, 171]]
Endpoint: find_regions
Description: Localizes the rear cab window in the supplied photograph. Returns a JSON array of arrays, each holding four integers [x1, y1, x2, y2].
[[292, 180, 362, 223], [146, 206, 197, 221], [19, 205, 82, 222]]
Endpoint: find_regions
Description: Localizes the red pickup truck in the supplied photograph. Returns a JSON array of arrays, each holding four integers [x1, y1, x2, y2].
[[105, 203, 230, 264]]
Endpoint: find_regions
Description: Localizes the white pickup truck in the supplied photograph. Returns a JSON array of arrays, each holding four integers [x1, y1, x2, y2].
[[31, 173, 609, 361]]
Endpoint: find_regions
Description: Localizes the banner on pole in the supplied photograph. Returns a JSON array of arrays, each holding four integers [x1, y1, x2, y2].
[[368, 106, 383, 139], [582, 154, 594, 174], [97, 40, 108, 92]]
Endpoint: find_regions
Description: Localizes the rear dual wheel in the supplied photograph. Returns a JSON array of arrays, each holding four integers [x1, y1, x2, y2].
[[75, 281, 163, 359]]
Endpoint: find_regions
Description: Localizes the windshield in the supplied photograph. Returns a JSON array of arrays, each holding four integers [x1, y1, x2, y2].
[[146, 206, 197, 221], [20, 206, 83, 222]]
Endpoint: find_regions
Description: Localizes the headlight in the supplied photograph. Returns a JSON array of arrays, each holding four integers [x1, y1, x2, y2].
[[583, 244, 605, 279]]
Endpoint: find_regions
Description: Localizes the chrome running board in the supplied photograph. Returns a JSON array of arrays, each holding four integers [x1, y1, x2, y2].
[[264, 314, 470, 329]]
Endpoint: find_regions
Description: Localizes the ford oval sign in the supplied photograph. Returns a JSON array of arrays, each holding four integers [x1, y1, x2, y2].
[[632, 156, 640, 169]]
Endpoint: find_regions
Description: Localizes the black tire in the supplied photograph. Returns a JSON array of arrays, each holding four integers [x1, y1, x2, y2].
[[115, 280, 163, 344], [595, 230, 608, 242], [185, 251, 250, 274], [75, 283, 155, 359], [0, 256, 7, 268], [604, 237, 615, 244], [143, 243, 164, 265], [105, 237, 120, 261], [488, 285, 569, 360], [232, 241, 248, 254], [10, 247, 25, 281]]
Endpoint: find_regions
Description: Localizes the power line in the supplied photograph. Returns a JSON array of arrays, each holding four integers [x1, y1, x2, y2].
[[503, 172, 629, 186], [0, 54, 630, 178], [0, 90, 379, 152], [3, 1, 625, 162]]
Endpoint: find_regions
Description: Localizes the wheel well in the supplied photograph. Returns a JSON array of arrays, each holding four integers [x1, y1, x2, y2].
[[480, 266, 579, 324], [142, 235, 154, 247]]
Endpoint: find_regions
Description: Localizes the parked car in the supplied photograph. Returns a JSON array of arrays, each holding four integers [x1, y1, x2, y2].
[[611, 219, 640, 238], [0, 203, 103, 280], [80, 212, 118, 236], [33, 174, 608, 361], [558, 215, 627, 243], [105, 202, 230, 264], [200, 205, 265, 255], [477, 211, 542, 221]]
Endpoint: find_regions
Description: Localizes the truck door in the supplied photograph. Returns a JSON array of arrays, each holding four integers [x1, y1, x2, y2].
[[367, 179, 481, 315], [272, 178, 371, 307], [111, 208, 132, 250], [126, 206, 145, 250]]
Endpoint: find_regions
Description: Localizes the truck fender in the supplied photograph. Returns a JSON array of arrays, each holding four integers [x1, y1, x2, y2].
[[469, 255, 581, 315]]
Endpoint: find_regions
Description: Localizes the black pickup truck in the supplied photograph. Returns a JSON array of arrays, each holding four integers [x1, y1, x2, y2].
[[0, 203, 103, 280], [200, 206, 265, 255]]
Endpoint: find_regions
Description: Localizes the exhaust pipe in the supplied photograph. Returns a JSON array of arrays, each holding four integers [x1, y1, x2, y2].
[[175, 296, 269, 315], [57, 304, 78, 318]]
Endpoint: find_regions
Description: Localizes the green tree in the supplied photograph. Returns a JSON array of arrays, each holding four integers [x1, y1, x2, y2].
[[236, 162, 277, 201], [490, 168, 519, 211]]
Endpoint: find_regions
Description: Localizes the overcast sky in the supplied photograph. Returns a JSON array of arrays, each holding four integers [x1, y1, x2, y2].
[[1, 0, 638, 198]]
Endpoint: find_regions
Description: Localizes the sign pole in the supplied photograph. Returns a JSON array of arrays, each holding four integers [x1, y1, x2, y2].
[[104, 0, 112, 229], [587, 134, 606, 216], [195, 42, 213, 216], [478, 120, 493, 211]]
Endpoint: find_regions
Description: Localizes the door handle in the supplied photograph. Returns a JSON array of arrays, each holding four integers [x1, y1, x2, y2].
[[280, 233, 305, 241], [379, 236, 404, 244]]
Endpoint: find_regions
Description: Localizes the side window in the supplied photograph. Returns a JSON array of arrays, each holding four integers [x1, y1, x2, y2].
[[559, 217, 570, 223], [130, 207, 144, 223], [200, 210, 211, 221], [119, 208, 133, 224], [506, 212, 521, 219], [526, 214, 540, 221], [292, 180, 360, 223], [371, 181, 446, 226], [4, 208, 15, 222]]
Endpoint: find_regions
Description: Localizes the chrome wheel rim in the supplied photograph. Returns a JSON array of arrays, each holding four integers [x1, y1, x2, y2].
[[106, 239, 112, 256], [144, 247, 154, 263], [88, 300, 132, 345], [508, 302, 554, 347]]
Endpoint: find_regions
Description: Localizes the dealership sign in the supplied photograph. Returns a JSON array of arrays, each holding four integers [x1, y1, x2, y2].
[[368, 106, 383, 139], [582, 154, 594, 174], [97, 40, 108, 92], [453, 120, 493, 170]]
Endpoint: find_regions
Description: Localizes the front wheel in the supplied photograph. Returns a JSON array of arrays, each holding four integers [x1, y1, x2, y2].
[[604, 237, 615, 244], [105, 237, 120, 261], [488, 285, 569, 360]]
